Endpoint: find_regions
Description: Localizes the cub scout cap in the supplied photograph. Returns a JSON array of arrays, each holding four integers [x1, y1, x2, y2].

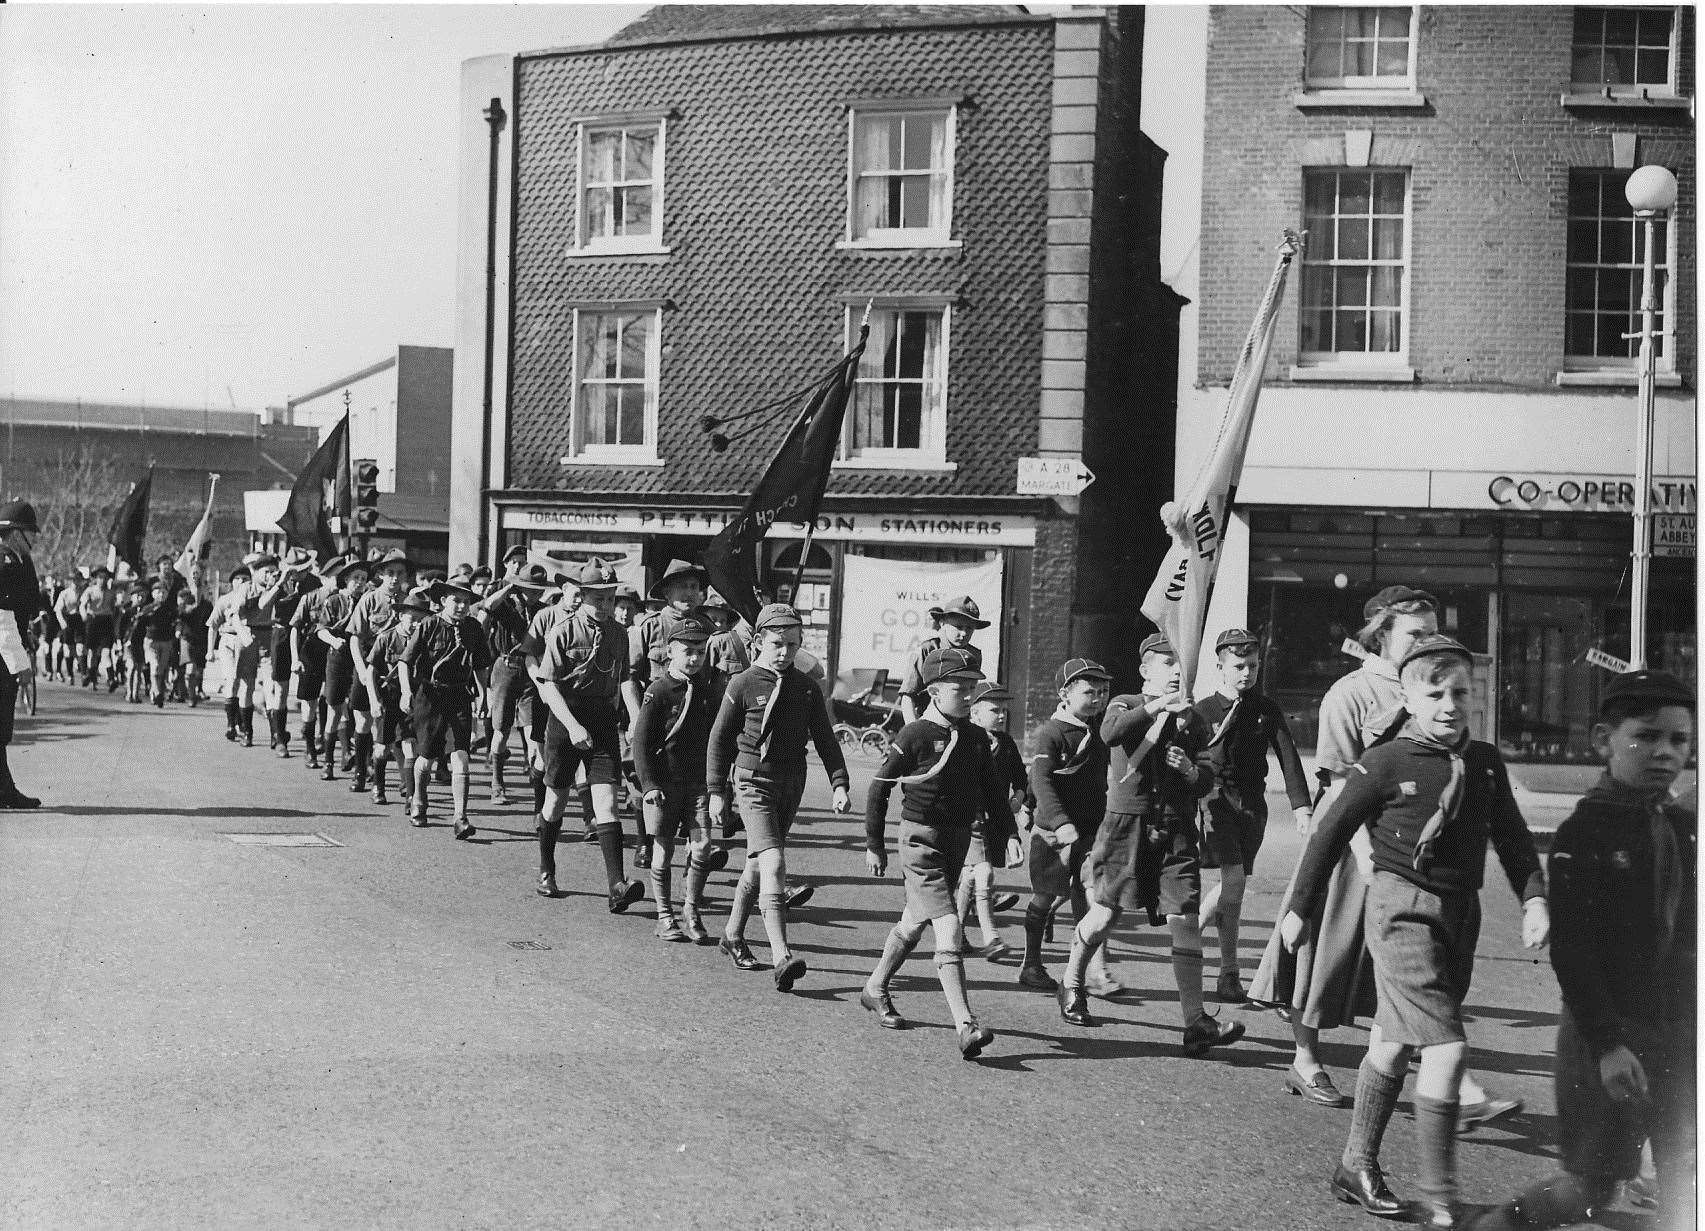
[[1600, 669, 1696, 714], [1056, 657, 1112, 689], [668, 613, 714, 644], [1215, 628, 1260, 653], [1397, 633, 1473, 674], [571, 559, 619, 590], [928, 595, 991, 629], [754, 603, 803, 631], [922, 646, 984, 686], [1363, 584, 1438, 620], [1139, 633, 1174, 658], [969, 679, 1011, 705]]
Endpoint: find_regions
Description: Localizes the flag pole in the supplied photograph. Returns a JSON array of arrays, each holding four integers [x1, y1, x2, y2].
[[788, 303, 870, 600]]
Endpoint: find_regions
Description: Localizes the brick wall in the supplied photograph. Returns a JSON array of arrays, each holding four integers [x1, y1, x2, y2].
[[1201, 5, 1695, 388], [1022, 511, 1078, 731]]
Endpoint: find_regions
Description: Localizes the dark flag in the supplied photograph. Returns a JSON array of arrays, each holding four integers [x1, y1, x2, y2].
[[106, 466, 153, 575], [703, 326, 869, 624], [277, 413, 351, 561]]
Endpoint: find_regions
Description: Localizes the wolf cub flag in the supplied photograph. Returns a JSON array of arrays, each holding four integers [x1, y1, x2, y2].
[[1140, 232, 1302, 688], [106, 466, 154, 576], [174, 473, 221, 584], [277, 413, 351, 562], [703, 325, 869, 624]]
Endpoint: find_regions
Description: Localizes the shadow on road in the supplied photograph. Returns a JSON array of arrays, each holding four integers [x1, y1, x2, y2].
[[44, 805, 376, 819]]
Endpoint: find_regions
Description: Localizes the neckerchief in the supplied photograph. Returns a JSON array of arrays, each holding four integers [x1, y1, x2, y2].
[[1206, 692, 1244, 749], [1582, 772, 1684, 962], [1116, 701, 1173, 784], [875, 714, 959, 785], [1402, 721, 1469, 873], [663, 671, 698, 744], [753, 666, 784, 762], [1045, 705, 1096, 776]]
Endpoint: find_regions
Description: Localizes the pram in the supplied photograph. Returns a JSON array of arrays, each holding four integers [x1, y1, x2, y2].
[[831, 668, 902, 755]]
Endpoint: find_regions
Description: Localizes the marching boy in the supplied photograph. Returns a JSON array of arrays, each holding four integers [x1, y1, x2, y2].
[[1281, 635, 1548, 1227], [399, 578, 493, 838], [367, 587, 431, 808], [953, 679, 1029, 960], [1193, 628, 1313, 1004], [1060, 634, 1243, 1060], [898, 595, 987, 724], [861, 647, 1019, 1059], [706, 603, 851, 992], [630, 611, 730, 941], [1492, 669, 1694, 1231], [1020, 658, 1112, 993]]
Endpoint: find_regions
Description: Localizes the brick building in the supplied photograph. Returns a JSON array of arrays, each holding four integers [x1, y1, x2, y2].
[[1180, 4, 1695, 762], [448, 4, 1185, 724]]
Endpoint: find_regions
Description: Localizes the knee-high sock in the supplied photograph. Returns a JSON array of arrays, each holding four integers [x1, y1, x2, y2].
[[241, 706, 255, 739], [492, 749, 508, 792], [450, 770, 469, 818], [593, 822, 626, 888], [272, 708, 289, 748], [683, 852, 711, 910], [1342, 1059, 1406, 1171], [530, 769, 546, 817], [1170, 916, 1205, 1023], [973, 883, 998, 943], [1413, 1095, 1460, 1211], [935, 951, 974, 1026], [301, 713, 317, 754], [322, 719, 339, 766], [954, 872, 974, 922], [1218, 899, 1244, 975], [868, 924, 922, 991], [538, 817, 561, 877], [412, 757, 430, 808], [1022, 901, 1050, 968], [577, 785, 595, 827], [758, 891, 789, 963], [225, 696, 240, 731], [371, 742, 388, 787], [650, 854, 674, 918], [725, 862, 759, 940], [1063, 922, 1099, 989], [353, 732, 373, 781]]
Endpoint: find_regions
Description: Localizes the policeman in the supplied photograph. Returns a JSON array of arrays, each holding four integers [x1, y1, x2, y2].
[[0, 500, 44, 807]]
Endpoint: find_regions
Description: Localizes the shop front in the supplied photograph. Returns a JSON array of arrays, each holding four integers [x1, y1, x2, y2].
[[1239, 469, 1696, 764], [495, 501, 1037, 708]]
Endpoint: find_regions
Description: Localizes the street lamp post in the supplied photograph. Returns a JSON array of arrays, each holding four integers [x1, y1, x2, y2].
[[1624, 164, 1678, 669]]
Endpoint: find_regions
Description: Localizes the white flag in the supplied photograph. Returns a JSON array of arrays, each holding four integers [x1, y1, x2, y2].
[[175, 473, 221, 585], [1140, 232, 1302, 691]]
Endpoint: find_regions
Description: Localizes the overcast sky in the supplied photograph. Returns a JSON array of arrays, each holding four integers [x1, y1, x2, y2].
[[0, 2, 1205, 413]]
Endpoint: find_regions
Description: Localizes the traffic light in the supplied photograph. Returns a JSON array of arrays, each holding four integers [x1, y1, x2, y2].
[[353, 459, 381, 533]]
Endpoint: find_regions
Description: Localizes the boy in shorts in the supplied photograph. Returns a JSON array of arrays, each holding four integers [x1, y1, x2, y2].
[[953, 679, 1029, 960], [861, 647, 1019, 1058], [1193, 628, 1313, 1004], [706, 604, 850, 991], [1059, 634, 1242, 1058], [897, 596, 987, 724], [399, 578, 492, 837], [311, 556, 370, 780], [630, 611, 729, 937], [1492, 669, 1694, 1230], [1020, 657, 1112, 993], [1282, 635, 1548, 1226], [368, 587, 430, 808]]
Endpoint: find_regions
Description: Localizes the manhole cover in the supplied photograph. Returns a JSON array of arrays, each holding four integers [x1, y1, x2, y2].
[[507, 940, 552, 951], [220, 832, 343, 847]]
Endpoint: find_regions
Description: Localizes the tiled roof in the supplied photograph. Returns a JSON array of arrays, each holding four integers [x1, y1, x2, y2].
[[603, 5, 1038, 49], [507, 21, 1054, 502]]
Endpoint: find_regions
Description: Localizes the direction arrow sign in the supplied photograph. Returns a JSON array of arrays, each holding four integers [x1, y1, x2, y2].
[[1017, 456, 1096, 497]]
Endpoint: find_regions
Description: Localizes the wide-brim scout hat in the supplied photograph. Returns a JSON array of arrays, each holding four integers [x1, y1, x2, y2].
[[921, 646, 984, 686], [1139, 632, 1175, 658], [317, 553, 350, 582], [1215, 628, 1260, 653], [928, 595, 990, 629], [1055, 657, 1112, 689], [330, 555, 370, 582], [242, 550, 278, 570], [1600, 668, 1695, 714], [371, 547, 411, 573], [969, 679, 1012, 705], [567, 559, 619, 591], [501, 543, 528, 565], [397, 586, 434, 615], [668, 613, 715, 644], [699, 589, 731, 610], [0, 499, 39, 532], [648, 559, 709, 601], [753, 603, 802, 631], [427, 578, 480, 604], [509, 563, 550, 588], [613, 585, 642, 604], [1397, 633, 1473, 674], [448, 563, 475, 584], [469, 565, 493, 584], [1363, 584, 1438, 620], [283, 546, 317, 568]]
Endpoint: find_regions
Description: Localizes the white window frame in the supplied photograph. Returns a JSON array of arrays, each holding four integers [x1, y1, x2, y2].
[[1569, 6, 1683, 99], [572, 114, 668, 256], [1561, 168, 1679, 377], [563, 305, 663, 465], [1293, 167, 1415, 379], [1303, 5, 1421, 91], [841, 101, 959, 250], [836, 301, 955, 471]]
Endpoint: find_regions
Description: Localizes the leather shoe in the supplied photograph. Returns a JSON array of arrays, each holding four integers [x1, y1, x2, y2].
[[536, 871, 561, 898], [1017, 963, 1059, 992], [608, 879, 645, 914], [703, 844, 730, 873], [1181, 1011, 1245, 1057], [1213, 971, 1249, 1005], [453, 817, 476, 841], [859, 987, 906, 1029], [1284, 1065, 1349, 1107], [977, 939, 1011, 962], [989, 892, 1021, 913], [1057, 982, 1095, 1027], [1085, 971, 1126, 998], [1457, 1096, 1522, 1134], [634, 843, 652, 870], [655, 915, 687, 943], [1330, 1162, 1406, 1218], [772, 954, 807, 992], [718, 936, 762, 971], [957, 1020, 995, 1060], [784, 882, 815, 910]]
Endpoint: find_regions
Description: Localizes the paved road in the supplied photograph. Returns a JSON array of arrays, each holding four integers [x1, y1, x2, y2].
[[0, 684, 1654, 1229]]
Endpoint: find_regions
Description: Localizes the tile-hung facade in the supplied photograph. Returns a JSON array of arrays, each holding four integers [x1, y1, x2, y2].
[[449, 5, 1185, 730], [1184, 5, 1695, 762]]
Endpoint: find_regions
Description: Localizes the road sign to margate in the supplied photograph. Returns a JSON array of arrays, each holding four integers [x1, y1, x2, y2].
[[1017, 456, 1096, 496]]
